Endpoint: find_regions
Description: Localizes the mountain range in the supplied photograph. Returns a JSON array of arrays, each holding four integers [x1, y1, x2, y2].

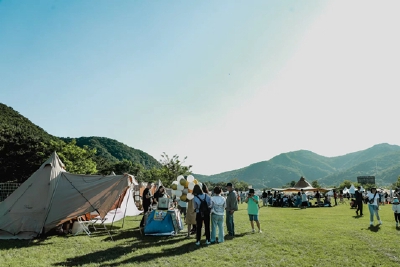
[[1, 102, 400, 188], [195, 143, 400, 188]]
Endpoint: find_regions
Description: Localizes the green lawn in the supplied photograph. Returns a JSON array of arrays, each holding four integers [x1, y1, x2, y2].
[[1, 203, 399, 267]]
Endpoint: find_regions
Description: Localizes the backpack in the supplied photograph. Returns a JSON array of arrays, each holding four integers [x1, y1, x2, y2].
[[196, 195, 210, 217]]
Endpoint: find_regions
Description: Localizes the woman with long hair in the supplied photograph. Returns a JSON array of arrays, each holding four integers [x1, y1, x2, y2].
[[193, 184, 211, 245]]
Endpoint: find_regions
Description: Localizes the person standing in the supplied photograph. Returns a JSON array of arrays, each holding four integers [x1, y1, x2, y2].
[[333, 190, 338, 206], [295, 192, 302, 207], [226, 182, 238, 237], [244, 189, 261, 233], [262, 190, 268, 206], [392, 198, 400, 227], [315, 190, 321, 206], [140, 182, 153, 227], [193, 184, 211, 245], [210, 186, 226, 243], [355, 186, 364, 216], [185, 199, 196, 237], [301, 189, 308, 209], [177, 198, 187, 220], [142, 182, 153, 212], [367, 187, 382, 226]]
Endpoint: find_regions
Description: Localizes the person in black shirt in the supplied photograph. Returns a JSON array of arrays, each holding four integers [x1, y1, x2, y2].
[[153, 186, 169, 204], [355, 186, 364, 216], [315, 191, 321, 206], [142, 182, 153, 213], [262, 190, 268, 206]]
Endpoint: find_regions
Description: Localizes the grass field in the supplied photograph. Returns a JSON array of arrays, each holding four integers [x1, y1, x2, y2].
[[1, 202, 399, 267]]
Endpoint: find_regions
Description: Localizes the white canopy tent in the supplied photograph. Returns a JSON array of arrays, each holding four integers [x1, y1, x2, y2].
[[349, 184, 356, 194]]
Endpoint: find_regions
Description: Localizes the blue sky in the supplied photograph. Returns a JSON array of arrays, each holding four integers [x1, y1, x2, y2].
[[1, 0, 400, 175]]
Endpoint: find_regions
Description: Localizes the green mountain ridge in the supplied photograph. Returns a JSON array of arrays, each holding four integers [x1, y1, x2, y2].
[[195, 144, 400, 188], [0, 103, 160, 182], [60, 136, 161, 169], [2, 102, 400, 188]]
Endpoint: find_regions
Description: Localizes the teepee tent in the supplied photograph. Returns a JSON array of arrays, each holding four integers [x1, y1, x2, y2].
[[0, 152, 131, 239]]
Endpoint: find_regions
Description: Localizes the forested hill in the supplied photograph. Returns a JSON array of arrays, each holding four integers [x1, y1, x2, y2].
[[0, 103, 161, 183], [195, 144, 400, 188], [0, 103, 58, 182], [60, 137, 161, 169]]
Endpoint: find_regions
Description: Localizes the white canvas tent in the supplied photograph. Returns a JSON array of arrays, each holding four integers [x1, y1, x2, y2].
[[349, 184, 356, 194], [343, 187, 349, 194], [98, 185, 143, 224], [0, 152, 132, 239]]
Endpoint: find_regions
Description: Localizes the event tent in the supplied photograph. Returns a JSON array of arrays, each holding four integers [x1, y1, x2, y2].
[[283, 177, 329, 192], [348, 184, 356, 194], [0, 152, 132, 239], [98, 185, 143, 224]]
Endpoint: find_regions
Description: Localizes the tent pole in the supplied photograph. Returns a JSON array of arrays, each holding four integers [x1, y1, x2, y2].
[[39, 172, 63, 238], [64, 175, 116, 241], [109, 195, 121, 241], [121, 187, 131, 229]]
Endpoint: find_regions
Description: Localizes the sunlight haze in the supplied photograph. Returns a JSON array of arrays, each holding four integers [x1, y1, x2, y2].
[[1, 0, 399, 175]]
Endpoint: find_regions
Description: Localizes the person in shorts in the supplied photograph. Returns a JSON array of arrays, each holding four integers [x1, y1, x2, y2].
[[244, 189, 261, 233]]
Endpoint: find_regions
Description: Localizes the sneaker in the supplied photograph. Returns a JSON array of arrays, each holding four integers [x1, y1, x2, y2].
[[251, 229, 255, 233], [370, 222, 373, 226], [259, 230, 262, 233], [195, 241, 200, 246], [205, 241, 211, 245], [379, 220, 382, 225]]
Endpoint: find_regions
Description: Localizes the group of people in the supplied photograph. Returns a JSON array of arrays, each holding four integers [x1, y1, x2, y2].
[[141, 182, 262, 245], [355, 186, 400, 227], [185, 182, 262, 245]]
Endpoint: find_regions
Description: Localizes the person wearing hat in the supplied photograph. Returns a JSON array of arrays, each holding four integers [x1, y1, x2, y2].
[[244, 189, 261, 233], [355, 186, 364, 216], [367, 187, 382, 226], [392, 198, 400, 227], [225, 182, 238, 237]]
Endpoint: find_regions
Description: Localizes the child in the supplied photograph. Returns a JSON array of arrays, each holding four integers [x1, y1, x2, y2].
[[244, 189, 261, 233], [392, 198, 400, 227]]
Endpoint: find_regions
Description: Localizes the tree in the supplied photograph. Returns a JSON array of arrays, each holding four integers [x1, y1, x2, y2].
[[282, 180, 296, 188], [45, 139, 97, 174], [143, 153, 192, 187], [338, 180, 353, 190], [392, 176, 400, 189], [203, 179, 249, 192], [111, 159, 140, 176], [311, 180, 321, 188]]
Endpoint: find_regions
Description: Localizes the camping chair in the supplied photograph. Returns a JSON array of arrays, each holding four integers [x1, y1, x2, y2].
[[89, 212, 108, 231], [88, 211, 115, 241], [74, 216, 91, 236]]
